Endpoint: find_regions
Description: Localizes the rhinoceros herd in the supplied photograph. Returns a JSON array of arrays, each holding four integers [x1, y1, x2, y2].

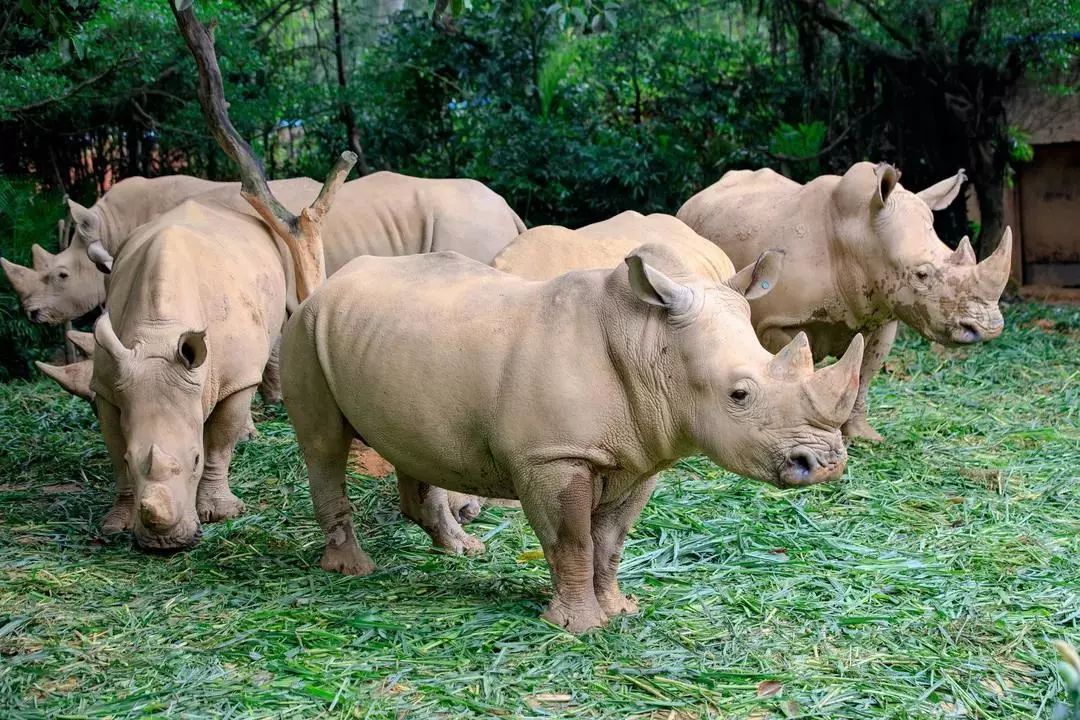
[[1, 161, 1011, 633]]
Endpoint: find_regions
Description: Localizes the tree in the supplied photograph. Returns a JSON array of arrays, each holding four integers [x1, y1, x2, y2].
[[769, 0, 1079, 256]]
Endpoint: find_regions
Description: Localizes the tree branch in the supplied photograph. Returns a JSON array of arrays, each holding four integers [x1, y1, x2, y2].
[[171, 0, 355, 301], [2, 58, 136, 116]]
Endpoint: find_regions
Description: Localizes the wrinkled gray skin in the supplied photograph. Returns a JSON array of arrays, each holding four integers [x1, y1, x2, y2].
[[281, 244, 863, 632], [678, 162, 1012, 441], [0, 176, 228, 324], [90, 200, 285, 551]]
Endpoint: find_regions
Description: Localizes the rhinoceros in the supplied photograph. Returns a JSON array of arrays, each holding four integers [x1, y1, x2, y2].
[[492, 211, 735, 280], [88, 200, 285, 549], [0, 175, 228, 324], [677, 162, 1012, 441], [280, 243, 863, 632]]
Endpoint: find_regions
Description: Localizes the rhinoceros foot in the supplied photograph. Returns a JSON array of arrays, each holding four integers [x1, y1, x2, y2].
[[433, 527, 485, 556], [597, 591, 639, 617], [542, 597, 609, 634], [196, 492, 246, 523], [841, 416, 884, 443], [320, 542, 376, 576], [447, 492, 483, 524], [100, 495, 134, 534]]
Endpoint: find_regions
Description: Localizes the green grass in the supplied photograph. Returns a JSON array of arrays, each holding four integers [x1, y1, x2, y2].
[[1, 301, 1078, 719]]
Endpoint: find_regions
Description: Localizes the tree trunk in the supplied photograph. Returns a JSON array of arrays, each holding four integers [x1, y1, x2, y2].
[[332, 0, 370, 175]]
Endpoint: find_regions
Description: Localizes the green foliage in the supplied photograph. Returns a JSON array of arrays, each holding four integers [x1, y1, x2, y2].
[[0, 178, 65, 381], [0, 302, 1078, 716]]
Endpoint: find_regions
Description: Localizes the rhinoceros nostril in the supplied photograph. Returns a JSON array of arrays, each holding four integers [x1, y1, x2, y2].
[[786, 450, 817, 479]]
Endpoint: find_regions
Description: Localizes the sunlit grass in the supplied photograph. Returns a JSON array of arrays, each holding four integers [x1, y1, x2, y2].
[[1, 301, 1078, 718]]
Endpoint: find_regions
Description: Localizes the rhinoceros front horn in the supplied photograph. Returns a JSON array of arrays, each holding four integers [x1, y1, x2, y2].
[[804, 334, 864, 427], [1, 257, 37, 299], [93, 312, 133, 364], [767, 331, 814, 380], [974, 227, 1012, 297], [35, 359, 95, 403]]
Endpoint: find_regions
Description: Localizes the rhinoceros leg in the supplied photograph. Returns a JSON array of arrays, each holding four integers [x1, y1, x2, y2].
[[517, 461, 608, 634], [397, 474, 484, 555], [841, 320, 897, 443], [258, 339, 283, 404], [97, 400, 134, 534], [196, 387, 254, 523], [591, 475, 657, 617]]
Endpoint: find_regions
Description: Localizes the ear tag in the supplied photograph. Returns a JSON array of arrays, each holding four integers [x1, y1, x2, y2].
[[760, 280, 770, 290]]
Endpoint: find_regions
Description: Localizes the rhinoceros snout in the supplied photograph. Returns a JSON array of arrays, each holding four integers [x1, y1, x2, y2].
[[778, 446, 847, 487]]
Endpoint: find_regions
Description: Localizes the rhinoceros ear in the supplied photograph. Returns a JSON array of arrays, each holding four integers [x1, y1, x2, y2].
[[625, 253, 695, 316], [917, 169, 966, 211], [873, 163, 901, 209], [177, 330, 208, 370], [67, 198, 98, 232], [728, 249, 784, 300], [36, 359, 95, 403]]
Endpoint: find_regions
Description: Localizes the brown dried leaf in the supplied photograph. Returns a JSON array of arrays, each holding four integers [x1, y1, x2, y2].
[[756, 680, 782, 698]]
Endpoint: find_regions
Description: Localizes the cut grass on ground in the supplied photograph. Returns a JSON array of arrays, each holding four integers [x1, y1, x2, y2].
[[1, 301, 1078, 718]]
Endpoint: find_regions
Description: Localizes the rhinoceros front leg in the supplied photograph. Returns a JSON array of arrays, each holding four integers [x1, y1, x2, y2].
[[97, 400, 134, 534], [591, 475, 657, 617], [517, 460, 608, 634], [841, 320, 898, 443], [197, 387, 256, 523], [397, 474, 484, 555]]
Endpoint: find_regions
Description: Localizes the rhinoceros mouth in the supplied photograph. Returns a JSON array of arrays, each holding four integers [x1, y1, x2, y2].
[[132, 521, 203, 554]]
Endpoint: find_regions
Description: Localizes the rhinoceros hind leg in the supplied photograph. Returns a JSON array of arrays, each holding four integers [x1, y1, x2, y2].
[[517, 461, 608, 634], [197, 388, 254, 523], [591, 475, 656, 618], [258, 339, 283, 404], [398, 474, 484, 555]]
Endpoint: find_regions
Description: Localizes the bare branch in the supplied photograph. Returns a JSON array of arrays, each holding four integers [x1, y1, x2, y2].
[[3, 58, 136, 116], [170, 0, 356, 301]]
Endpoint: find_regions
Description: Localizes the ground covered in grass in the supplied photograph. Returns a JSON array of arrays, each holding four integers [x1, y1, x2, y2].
[[1, 301, 1078, 719]]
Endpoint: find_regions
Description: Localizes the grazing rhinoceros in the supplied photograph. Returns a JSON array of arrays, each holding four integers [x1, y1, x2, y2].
[[0, 176, 229, 324], [88, 200, 285, 550], [280, 243, 863, 632], [492, 211, 735, 280], [677, 162, 1012, 441]]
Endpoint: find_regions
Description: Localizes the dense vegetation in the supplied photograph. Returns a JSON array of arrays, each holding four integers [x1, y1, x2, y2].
[[1, 302, 1078, 717], [0, 0, 1076, 378]]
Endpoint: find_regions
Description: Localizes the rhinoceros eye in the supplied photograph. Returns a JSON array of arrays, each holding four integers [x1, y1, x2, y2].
[[730, 389, 749, 403], [57, 270, 70, 280], [915, 270, 929, 281]]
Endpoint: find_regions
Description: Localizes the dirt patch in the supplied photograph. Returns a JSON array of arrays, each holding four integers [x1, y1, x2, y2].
[[348, 441, 394, 478]]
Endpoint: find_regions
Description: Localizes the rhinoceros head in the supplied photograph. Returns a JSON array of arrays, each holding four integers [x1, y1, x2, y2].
[[837, 162, 1011, 345], [621, 244, 863, 487], [0, 199, 109, 324], [93, 312, 208, 551]]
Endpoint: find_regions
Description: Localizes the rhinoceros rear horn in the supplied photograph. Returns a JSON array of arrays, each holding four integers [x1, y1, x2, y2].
[[67, 329, 96, 358], [36, 359, 95, 403], [728, 249, 784, 300], [974, 227, 1012, 297], [949, 236, 976, 266], [31, 244, 55, 271], [767, 331, 814, 381], [94, 312, 132, 364], [1, 256, 37, 298], [804, 334, 864, 427], [86, 240, 113, 274]]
